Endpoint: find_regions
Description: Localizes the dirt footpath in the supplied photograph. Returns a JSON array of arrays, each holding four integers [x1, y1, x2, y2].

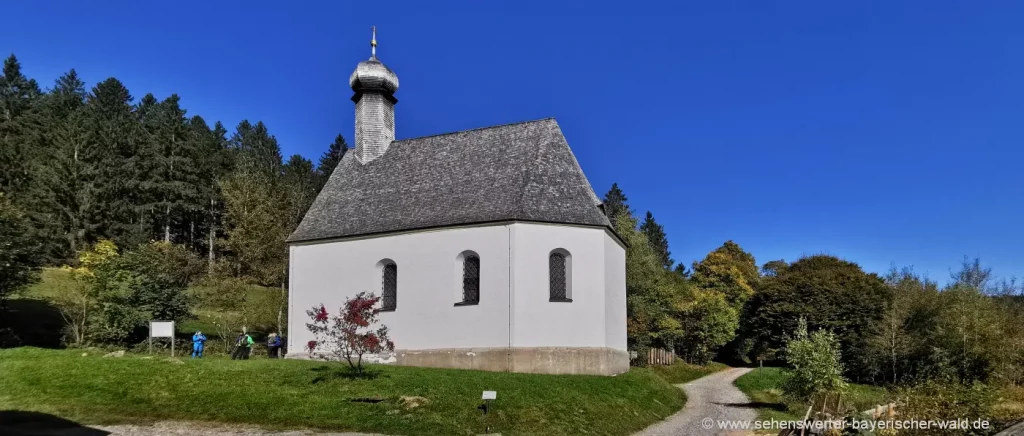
[[633, 367, 758, 436]]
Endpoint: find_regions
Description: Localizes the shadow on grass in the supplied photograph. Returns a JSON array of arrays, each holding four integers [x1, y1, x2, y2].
[[713, 401, 790, 411], [0, 410, 110, 435], [310, 365, 386, 383], [1, 299, 65, 348]]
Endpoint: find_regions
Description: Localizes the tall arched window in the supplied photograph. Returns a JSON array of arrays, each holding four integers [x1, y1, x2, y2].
[[549, 249, 572, 302], [455, 251, 480, 306], [462, 255, 480, 305], [381, 262, 397, 311]]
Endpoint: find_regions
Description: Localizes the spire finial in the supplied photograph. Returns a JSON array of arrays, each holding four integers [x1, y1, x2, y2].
[[371, 26, 377, 59]]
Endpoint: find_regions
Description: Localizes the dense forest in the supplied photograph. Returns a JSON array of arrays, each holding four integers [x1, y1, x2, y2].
[[0, 53, 347, 344], [3, 53, 1024, 430]]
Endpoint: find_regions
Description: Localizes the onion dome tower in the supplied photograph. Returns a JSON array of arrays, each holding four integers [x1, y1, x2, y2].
[[350, 26, 400, 163]]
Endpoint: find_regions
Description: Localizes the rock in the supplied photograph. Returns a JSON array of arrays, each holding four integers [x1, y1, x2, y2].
[[103, 350, 125, 358], [164, 358, 185, 364], [399, 396, 430, 409], [81, 353, 88, 357]]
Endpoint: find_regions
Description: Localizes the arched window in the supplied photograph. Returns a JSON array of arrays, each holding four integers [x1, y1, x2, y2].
[[381, 262, 397, 311], [462, 255, 480, 304], [549, 249, 572, 302], [455, 251, 480, 306]]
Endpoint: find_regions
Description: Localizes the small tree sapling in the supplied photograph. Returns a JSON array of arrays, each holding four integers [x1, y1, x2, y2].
[[305, 291, 395, 373]]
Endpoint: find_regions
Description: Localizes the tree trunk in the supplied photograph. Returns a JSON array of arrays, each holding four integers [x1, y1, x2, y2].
[[164, 204, 171, 243], [208, 199, 216, 264], [278, 276, 286, 337]]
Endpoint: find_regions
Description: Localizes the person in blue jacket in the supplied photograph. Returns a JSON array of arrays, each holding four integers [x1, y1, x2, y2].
[[191, 331, 207, 358], [267, 332, 282, 358]]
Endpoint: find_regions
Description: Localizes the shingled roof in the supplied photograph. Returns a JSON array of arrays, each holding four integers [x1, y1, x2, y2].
[[287, 118, 614, 243]]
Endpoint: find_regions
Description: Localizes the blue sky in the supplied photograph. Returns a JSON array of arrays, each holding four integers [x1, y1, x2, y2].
[[4, 1, 1022, 285]]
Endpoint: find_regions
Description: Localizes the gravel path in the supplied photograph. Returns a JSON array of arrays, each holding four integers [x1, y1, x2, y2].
[[634, 367, 757, 436]]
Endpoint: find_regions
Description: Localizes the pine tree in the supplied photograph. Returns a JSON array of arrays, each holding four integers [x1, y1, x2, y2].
[[282, 154, 318, 231], [640, 211, 673, 270], [232, 120, 282, 178], [32, 70, 96, 259], [316, 133, 348, 191], [88, 78, 145, 248], [0, 54, 42, 198], [144, 94, 197, 243], [602, 182, 631, 227], [222, 120, 288, 285], [190, 117, 231, 261]]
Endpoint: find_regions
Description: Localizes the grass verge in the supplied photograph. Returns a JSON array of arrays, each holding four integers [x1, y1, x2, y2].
[[733, 367, 888, 422], [651, 361, 728, 384], [0, 347, 684, 435]]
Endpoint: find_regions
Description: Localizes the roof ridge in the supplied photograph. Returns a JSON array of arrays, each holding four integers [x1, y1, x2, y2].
[[393, 117, 556, 143]]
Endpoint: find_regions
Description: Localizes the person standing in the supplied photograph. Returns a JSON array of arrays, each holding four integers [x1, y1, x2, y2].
[[267, 333, 282, 358], [241, 332, 254, 360], [191, 331, 207, 358], [230, 331, 246, 360]]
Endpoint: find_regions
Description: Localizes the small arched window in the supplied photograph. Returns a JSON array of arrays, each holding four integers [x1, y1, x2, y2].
[[381, 262, 397, 311], [462, 255, 480, 304], [549, 249, 573, 302], [455, 251, 480, 306]]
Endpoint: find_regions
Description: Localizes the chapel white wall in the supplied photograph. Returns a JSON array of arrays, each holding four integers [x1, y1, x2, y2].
[[509, 223, 614, 349], [603, 232, 627, 351], [287, 225, 511, 356]]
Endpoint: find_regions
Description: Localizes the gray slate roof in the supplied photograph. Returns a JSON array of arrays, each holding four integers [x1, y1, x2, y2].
[[287, 118, 613, 243]]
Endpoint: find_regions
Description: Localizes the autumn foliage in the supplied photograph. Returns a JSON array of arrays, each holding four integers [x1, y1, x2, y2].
[[305, 291, 395, 373]]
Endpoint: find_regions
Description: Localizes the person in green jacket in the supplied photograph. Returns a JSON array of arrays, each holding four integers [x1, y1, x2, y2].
[[231, 331, 255, 360]]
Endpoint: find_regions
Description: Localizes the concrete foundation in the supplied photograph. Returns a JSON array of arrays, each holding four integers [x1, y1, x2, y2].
[[395, 347, 630, 376]]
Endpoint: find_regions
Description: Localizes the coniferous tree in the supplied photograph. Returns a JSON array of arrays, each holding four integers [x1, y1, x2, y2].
[[602, 182, 631, 227], [145, 94, 198, 243], [222, 121, 288, 286], [674, 263, 690, 278], [89, 78, 145, 247], [640, 211, 673, 270], [0, 193, 44, 304], [232, 120, 282, 178], [282, 154, 318, 231], [32, 70, 95, 259], [0, 55, 42, 199], [190, 117, 231, 261], [316, 133, 348, 191]]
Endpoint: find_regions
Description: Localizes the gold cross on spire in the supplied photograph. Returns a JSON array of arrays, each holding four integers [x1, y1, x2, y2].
[[371, 26, 377, 59]]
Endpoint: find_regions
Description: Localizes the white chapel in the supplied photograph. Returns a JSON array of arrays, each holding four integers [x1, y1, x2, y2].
[[285, 30, 628, 375]]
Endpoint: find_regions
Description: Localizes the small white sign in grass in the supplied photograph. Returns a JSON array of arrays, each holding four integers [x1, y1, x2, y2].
[[149, 320, 175, 356], [482, 391, 496, 400]]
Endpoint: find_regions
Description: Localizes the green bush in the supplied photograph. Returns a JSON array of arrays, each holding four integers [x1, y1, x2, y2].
[[895, 380, 999, 435], [90, 242, 203, 342], [784, 317, 847, 402]]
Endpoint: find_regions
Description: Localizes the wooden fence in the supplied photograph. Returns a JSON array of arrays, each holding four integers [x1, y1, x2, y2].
[[647, 347, 676, 366]]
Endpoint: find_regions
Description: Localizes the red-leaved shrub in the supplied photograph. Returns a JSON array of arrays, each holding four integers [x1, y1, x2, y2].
[[305, 291, 395, 373]]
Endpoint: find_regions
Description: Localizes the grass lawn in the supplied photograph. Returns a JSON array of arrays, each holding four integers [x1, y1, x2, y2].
[[0, 347, 685, 435], [651, 361, 728, 385], [733, 367, 889, 422]]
